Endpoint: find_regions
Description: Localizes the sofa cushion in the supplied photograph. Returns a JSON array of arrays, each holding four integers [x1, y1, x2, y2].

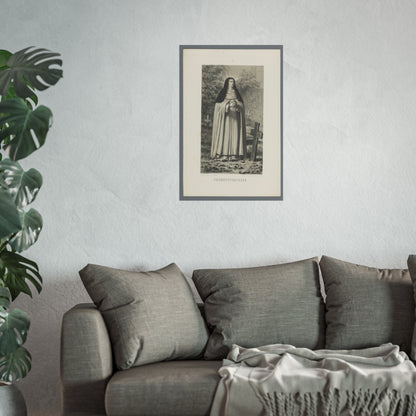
[[406, 255, 416, 360], [321, 255, 414, 353], [192, 258, 325, 359], [105, 360, 221, 416], [79, 263, 209, 370]]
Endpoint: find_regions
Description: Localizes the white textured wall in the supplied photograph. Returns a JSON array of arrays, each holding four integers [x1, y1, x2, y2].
[[3, 0, 416, 414]]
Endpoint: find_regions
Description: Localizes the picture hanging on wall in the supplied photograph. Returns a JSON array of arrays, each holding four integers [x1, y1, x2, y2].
[[180, 45, 283, 200]]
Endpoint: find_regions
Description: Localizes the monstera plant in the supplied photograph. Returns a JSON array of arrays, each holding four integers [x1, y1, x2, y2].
[[0, 47, 62, 383]]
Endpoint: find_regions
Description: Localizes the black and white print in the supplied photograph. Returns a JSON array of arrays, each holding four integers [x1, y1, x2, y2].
[[200, 65, 264, 174]]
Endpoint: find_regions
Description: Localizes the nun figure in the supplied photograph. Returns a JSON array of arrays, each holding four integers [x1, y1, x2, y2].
[[210, 77, 247, 161]]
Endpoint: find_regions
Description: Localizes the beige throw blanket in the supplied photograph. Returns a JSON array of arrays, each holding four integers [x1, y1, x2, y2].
[[210, 343, 416, 416]]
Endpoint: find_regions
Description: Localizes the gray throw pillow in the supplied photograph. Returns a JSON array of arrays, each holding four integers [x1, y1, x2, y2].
[[79, 263, 209, 370], [406, 255, 416, 360], [321, 256, 414, 354], [192, 258, 325, 360]]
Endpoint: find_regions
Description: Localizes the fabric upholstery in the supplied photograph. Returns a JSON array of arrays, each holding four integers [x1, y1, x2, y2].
[[321, 256, 414, 353], [79, 263, 209, 370], [105, 360, 222, 416], [60, 303, 112, 416], [192, 258, 325, 359], [406, 255, 416, 360]]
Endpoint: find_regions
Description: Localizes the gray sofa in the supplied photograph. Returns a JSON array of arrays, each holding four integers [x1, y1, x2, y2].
[[60, 256, 416, 416], [61, 303, 221, 416]]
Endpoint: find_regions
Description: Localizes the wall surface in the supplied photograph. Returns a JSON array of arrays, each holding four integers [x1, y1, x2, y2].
[[2, 0, 416, 414]]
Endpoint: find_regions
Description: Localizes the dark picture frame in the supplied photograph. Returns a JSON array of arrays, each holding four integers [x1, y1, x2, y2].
[[180, 45, 283, 200]]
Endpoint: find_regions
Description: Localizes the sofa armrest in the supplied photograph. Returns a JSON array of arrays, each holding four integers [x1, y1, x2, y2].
[[61, 303, 113, 416]]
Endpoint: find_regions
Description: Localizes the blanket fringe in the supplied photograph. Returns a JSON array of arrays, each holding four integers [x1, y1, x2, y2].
[[259, 389, 416, 416]]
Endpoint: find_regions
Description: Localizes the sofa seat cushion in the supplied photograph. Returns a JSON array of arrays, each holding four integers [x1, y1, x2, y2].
[[105, 360, 222, 416]]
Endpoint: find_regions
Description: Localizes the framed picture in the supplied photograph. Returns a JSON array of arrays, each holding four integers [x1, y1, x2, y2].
[[180, 45, 283, 200]]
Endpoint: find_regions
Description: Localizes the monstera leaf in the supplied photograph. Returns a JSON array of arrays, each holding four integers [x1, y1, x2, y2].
[[0, 306, 29, 355], [0, 98, 52, 161], [0, 250, 42, 300], [0, 161, 42, 246], [8, 208, 42, 253], [0, 346, 31, 382], [0, 190, 21, 240], [0, 159, 42, 208], [0, 50, 12, 72], [0, 47, 62, 98], [0, 286, 31, 382], [0, 83, 38, 109], [0, 287, 10, 311]]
